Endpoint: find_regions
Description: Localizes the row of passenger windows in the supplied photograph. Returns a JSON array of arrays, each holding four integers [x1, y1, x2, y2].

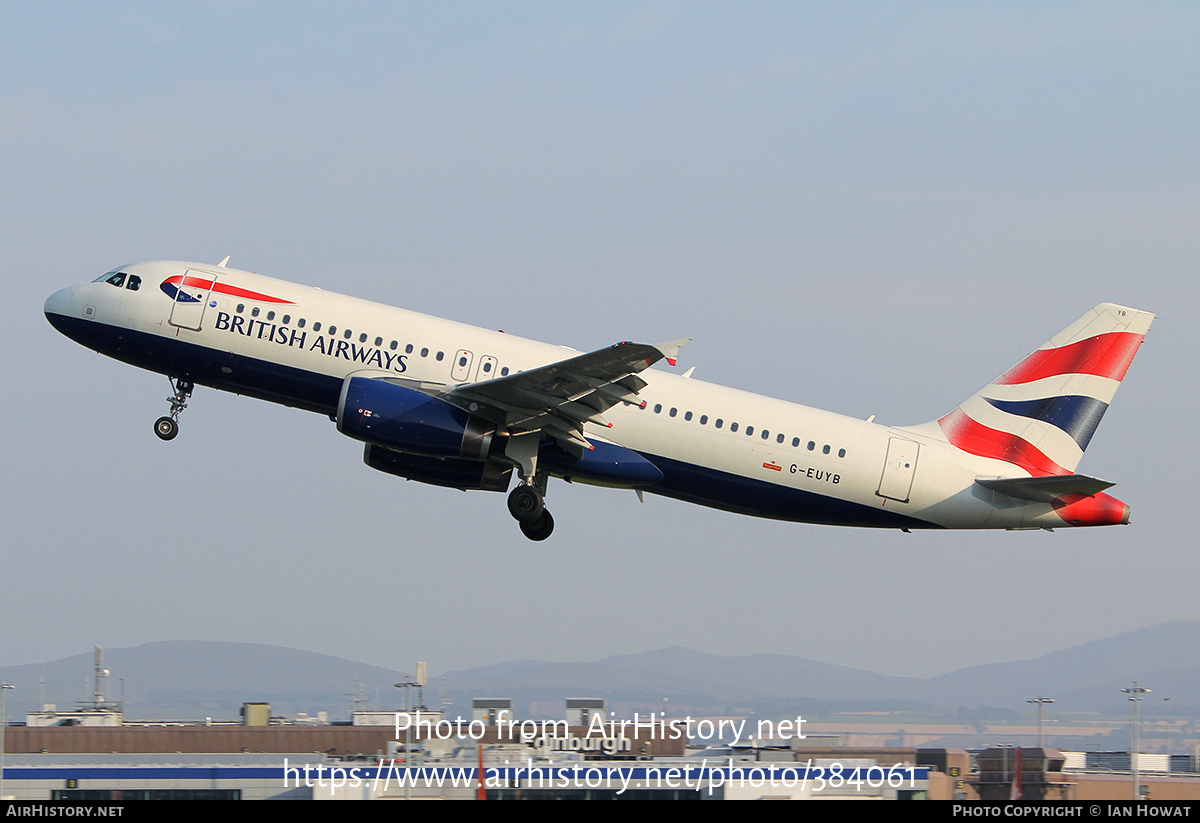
[[233, 303, 512, 376], [228, 303, 831, 447], [644, 402, 847, 458]]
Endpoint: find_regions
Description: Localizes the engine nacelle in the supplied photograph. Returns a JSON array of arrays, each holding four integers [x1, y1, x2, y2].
[[364, 445, 512, 492], [337, 376, 495, 460]]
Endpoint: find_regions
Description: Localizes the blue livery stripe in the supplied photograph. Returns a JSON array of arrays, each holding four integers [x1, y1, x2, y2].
[[984, 395, 1109, 450]]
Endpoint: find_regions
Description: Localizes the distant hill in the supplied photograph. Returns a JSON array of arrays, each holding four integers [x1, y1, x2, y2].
[[920, 622, 1200, 713], [0, 641, 405, 720], [1, 622, 1197, 721]]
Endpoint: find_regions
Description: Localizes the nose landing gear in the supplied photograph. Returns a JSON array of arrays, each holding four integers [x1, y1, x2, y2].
[[154, 377, 193, 441]]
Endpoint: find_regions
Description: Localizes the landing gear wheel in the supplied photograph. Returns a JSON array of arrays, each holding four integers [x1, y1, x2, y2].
[[154, 416, 179, 441], [157, 377, 193, 441], [519, 510, 554, 541], [508, 485, 544, 521]]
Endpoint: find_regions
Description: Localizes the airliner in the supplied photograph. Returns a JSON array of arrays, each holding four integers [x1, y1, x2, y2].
[[44, 259, 1153, 540]]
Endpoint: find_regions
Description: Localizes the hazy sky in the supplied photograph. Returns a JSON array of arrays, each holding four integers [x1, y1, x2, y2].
[[3, 3, 1198, 682]]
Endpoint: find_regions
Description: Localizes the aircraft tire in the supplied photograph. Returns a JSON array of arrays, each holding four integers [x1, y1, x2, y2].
[[519, 510, 554, 541], [508, 485, 543, 521], [154, 416, 179, 441]]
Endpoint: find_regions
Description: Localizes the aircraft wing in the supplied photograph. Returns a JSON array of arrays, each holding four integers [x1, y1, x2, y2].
[[444, 339, 688, 451]]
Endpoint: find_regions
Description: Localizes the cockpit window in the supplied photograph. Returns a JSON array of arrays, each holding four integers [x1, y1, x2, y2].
[[126, 275, 141, 291], [104, 272, 126, 288], [94, 267, 124, 283]]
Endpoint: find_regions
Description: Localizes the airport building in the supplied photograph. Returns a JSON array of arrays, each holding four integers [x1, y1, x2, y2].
[[2, 654, 1197, 801], [6, 698, 1200, 800]]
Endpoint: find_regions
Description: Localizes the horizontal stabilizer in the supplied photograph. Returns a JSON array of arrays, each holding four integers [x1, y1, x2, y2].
[[976, 474, 1115, 503]]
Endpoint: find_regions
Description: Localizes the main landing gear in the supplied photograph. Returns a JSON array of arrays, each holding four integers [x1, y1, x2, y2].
[[503, 431, 555, 541], [508, 477, 554, 541], [154, 377, 193, 441]]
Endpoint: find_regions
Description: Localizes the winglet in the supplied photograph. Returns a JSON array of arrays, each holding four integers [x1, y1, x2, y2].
[[655, 338, 691, 367], [217, 255, 231, 268]]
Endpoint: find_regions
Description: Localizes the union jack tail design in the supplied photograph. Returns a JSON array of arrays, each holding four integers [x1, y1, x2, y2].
[[938, 303, 1154, 477]]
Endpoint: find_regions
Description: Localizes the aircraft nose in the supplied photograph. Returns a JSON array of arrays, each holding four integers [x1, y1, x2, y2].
[[44, 286, 76, 318], [44, 286, 80, 336]]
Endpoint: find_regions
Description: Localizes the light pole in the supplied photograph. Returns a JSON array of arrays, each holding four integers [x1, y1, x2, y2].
[[0, 683, 14, 801], [1123, 681, 1150, 800], [1028, 697, 1055, 748], [1164, 698, 1173, 765]]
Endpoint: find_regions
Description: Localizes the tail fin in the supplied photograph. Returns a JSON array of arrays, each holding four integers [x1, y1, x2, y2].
[[936, 303, 1154, 476]]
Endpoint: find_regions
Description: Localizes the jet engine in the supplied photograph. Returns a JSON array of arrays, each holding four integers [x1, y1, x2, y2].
[[336, 376, 495, 460]]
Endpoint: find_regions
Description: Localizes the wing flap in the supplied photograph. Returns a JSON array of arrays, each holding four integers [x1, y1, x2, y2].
[[444, 339, 685, 445]]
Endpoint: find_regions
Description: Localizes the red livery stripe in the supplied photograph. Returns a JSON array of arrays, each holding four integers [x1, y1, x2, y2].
[[167, 274, 295, 305], [938, 409, 1068, 477], [997, 332, 1144, 385], [1052, 491, 1129, 526]]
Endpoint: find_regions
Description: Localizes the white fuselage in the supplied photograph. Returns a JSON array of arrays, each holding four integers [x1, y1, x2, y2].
[[44, 260, 1135, 533]]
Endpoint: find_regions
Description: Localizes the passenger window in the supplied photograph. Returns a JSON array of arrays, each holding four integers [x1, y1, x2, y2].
[[776, 433, 784, 443], [700, 415, 708, 425], [838, 448, 846, 458], [823, 445, 831, 455], [731, 422, 739, 432], [298, 318, 306, 328], [406, 344, 414, 353], [762, 431, 770, 440], [715, 419, 723, 428], [459, 356, 468, 367], [252, 307, 260, 317], [236, 304, 245, 313], [389, 341, 397, 350], [483, 361, 492, 373], [684, 411, 693, 421], [329, 325, 337, 335], [669, 408, 677, 417], [746, 426, 753, 436], [807, 441, 815, 451], [312, 322, 321, 332], [283, 315, 291, 324], [436, 351, 444, 361], [267, 311, 275, 321], [792, 437, 800, 447], [344, 329, 353, 339], [654, 404, 662, 414], [501, 367, 510, 376], [421, 348, 429, 357], [126, 275, 141, 291], [375, 337, 382, 346]]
